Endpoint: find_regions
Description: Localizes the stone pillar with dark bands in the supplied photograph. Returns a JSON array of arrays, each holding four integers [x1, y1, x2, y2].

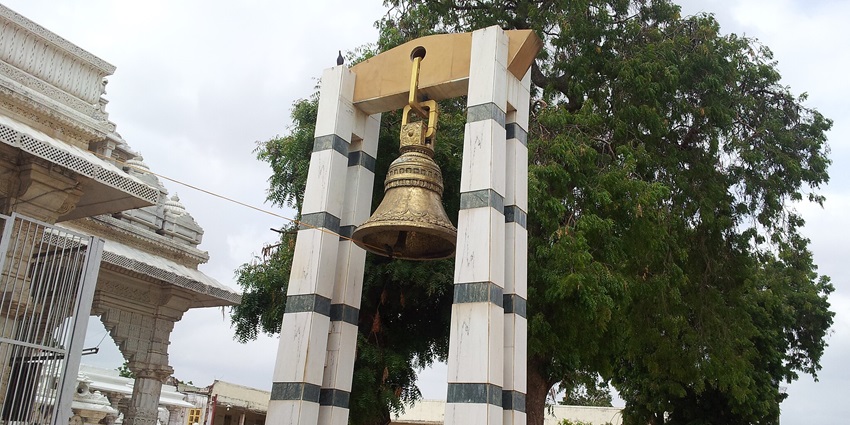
[[445, 26, 510, 425], [266, 65, 356, 425]]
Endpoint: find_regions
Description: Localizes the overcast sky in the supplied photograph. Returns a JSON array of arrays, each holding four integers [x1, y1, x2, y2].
[[3, 1, 847, 424]]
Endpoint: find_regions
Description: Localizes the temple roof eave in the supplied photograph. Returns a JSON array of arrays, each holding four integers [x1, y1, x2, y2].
[[98, 238, 241, 307], [0, 113, 159, 217], [69, 214, 210, 268]]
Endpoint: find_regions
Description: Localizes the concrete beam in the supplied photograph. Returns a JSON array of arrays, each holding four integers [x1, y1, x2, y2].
[[350, 29, 541, 114]]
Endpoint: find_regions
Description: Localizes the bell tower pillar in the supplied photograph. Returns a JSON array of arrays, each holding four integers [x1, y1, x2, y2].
[[266, 26, 540, 425], [265, 65, 382, 425]]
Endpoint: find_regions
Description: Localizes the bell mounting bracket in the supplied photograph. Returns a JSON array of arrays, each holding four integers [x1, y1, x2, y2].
[[402, 46, 438, 142]]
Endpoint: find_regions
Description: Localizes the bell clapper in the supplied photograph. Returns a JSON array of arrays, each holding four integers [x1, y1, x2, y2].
[[393, 231, 409, 253]]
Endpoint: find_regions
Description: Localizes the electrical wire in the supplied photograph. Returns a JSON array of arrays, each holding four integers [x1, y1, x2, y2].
[[95, 331, 108, 348], [93, 151, 388, 252]]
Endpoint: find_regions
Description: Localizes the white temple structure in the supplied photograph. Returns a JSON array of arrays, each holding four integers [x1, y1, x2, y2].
[[71, 366, 271, 425], [0, 3, 240, 424], [72, 365, 193, 425]]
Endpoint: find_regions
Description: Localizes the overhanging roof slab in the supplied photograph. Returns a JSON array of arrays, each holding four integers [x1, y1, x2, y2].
[[99, 237, 241, 308], [0, 113, 159, 220]]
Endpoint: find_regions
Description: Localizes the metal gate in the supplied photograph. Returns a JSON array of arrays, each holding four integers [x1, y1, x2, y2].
[[0, 213, 103, 425]]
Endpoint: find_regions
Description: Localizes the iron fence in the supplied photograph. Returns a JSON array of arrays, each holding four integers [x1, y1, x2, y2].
[[0, 213, 102, 424]]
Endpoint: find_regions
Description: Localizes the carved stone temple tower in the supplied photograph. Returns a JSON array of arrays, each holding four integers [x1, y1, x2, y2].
[[266, 26, 541, 425]]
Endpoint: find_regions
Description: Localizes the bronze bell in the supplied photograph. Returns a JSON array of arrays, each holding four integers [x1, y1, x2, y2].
[[352, 118, 457, 260]]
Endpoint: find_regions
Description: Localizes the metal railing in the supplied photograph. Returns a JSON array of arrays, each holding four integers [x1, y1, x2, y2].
[[0, 213, 103, 424]]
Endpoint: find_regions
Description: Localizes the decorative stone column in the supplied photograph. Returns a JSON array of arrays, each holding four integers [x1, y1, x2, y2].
[[123, 366, 173, 425], [167, 406, 184, 425], [95, 288, 191, 425], [100, 392, 126, 425]]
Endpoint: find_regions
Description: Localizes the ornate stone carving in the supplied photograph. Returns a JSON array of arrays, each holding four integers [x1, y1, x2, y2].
[[0, 96, 95, 147], [129, 365, 175, 382], [0, 61, 109, 120], [2, 156, 84, 222], [0, 5, 115, 74], [72, 378, 118, 425], [1, 5, 114, 110], [97, 280, 155, 304], [95, 293, 190, 425], [68, 215, 209, 268], [0, 116, 160, 210]]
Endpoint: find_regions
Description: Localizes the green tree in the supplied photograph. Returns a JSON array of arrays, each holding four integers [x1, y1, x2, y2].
[[232, 1, 834, 424], [377, 0, 833, 424]]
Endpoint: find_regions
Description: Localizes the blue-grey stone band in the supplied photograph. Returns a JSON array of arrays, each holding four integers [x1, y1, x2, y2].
[[313, 134, 349, 156], [503, 294, 527, 319], [300, 211, 341, 233], [338, 225, 355, 240], [285, 294, 332, 317], [504, 205, 528, 229], [506, 122, 528, 147], [447, 383, 502, 407], [502, 390, 527, 412], [460, 189, 504, 212], [270, 382, 321, 403], [329, 303, 359, 326], [319, 388, 350, 408], [467, 103, 506, 127], [348, 150, 376, 173], [454, 282, 503, 307]]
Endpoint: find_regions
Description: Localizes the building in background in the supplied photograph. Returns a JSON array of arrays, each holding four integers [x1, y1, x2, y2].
[[185, 381, 269, 425], [73, 364, 193, 425], [391, 400, 623, 425], [70, 367, 271, 425], [71, 374, 622, 425]]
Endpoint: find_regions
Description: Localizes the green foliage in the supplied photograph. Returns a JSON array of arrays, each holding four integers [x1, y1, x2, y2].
[[255, 97, 318, 214], [117, 361, 134, 379], [558, 419, 593, 425], [231, 225, 295, 343], [558, 420, 613, 425], [233, 1, 835, 424], [559, 371, 613, 407]]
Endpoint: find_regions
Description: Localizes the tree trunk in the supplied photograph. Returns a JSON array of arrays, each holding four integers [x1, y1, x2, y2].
[[527, 356, 553, 425]]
